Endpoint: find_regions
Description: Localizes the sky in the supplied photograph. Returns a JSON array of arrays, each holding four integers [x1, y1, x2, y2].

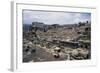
[[23, 10, 91, 25]]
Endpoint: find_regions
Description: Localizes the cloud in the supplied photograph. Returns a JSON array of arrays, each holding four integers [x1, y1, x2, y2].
[[23, 10, 91, 25]]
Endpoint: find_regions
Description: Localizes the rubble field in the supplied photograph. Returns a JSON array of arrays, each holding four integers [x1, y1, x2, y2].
[[23, 22, 91, 62]]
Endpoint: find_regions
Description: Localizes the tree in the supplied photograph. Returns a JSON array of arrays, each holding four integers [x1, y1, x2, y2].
[[78, 22, 85, 27]]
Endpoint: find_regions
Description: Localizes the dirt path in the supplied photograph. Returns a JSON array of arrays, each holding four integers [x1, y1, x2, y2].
[[32, 46, 56, 62]]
